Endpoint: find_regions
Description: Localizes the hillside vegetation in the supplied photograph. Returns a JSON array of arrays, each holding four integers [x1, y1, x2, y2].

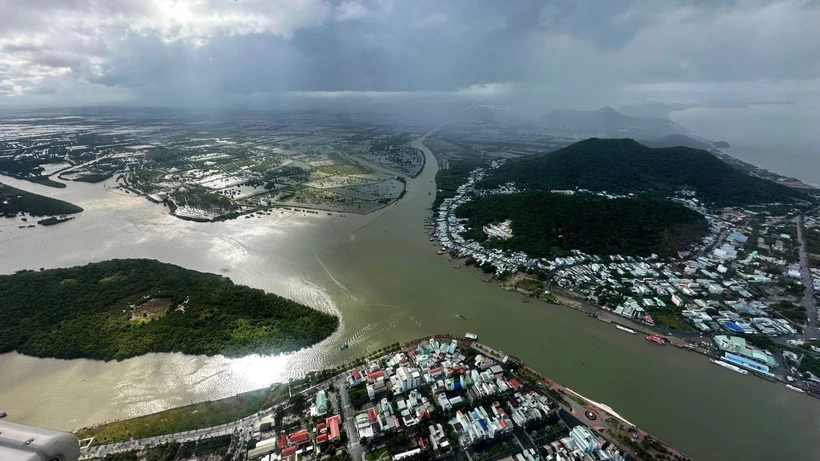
[[480, 138, 802, 206], [0, 182, 83, 218], [0, 259, 338, 361], [455, 192, 708, 258]]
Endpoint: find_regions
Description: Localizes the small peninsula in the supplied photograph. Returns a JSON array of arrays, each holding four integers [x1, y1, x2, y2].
[[0, 182, 83, 218], [0, 259, 339, 361]]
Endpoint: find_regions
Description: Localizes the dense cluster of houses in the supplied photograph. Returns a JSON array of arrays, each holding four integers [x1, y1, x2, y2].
[[552, 206, 809, 346], [342, 338, 629, 461]]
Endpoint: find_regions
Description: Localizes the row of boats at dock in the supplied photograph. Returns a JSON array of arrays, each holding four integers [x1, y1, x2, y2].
[[614, 324, 670, 346]]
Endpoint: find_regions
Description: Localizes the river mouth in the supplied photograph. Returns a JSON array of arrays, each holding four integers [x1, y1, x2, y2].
[[2, 136, 820, 461]]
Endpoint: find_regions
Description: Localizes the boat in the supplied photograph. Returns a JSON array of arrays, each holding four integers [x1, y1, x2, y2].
[[0, 412, 6, 418], [457, 314, 466, 320], [786, 384, 806, 393], [465, 332, 478, 340], [710, 359, 749, 375], [615, 325, 637, 334], [588, 312, 598, 319], [339, 343, 349, 351], [521, 297, 529, 303], [645, 335, 666, 345]]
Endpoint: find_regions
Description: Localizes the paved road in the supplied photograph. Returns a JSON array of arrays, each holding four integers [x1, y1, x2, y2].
[[79, 409, 272, 459], [337, 376, 364, 461], [797, 215, 819, 339]]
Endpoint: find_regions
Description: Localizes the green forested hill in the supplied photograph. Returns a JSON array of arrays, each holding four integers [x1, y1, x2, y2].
[[456, 192, 708, 258], [0, 259, 338, 361], [0, 182, 83, 217], [480, 138, 802, 206]]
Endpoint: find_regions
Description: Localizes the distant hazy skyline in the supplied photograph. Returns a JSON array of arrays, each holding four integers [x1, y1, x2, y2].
[[1, 0, 818, 109]]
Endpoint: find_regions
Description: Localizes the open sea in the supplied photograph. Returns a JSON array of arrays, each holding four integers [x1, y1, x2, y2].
[[670, 103, 820, 186]]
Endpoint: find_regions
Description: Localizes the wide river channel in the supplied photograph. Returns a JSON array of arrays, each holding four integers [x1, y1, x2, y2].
[[1, 134, 819, 461]]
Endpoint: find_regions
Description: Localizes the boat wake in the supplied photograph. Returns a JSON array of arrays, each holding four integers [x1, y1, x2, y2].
[[314, 253, 361, 304]]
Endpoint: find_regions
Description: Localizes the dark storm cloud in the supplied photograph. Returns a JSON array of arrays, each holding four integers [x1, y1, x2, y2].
[[1, 0, 818, 107]]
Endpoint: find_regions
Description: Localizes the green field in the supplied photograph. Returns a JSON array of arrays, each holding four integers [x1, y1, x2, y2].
[[76, 386, 288, 445]]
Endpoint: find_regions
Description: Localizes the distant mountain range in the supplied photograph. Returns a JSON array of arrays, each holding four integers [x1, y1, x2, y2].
[[479, 138, 802, 206], [538, 107, 681, 138]]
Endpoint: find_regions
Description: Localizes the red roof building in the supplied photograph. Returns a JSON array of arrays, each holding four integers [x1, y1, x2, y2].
[[278, 433, 288, 448], [326, 414, 342, 441], [352, 369, 362, 380], [508, 379, 521, 389], [316, 433, 328, 444], [281, 446, 297, 457], [368, 370, 384, 382], [289, 430, 310, 446]]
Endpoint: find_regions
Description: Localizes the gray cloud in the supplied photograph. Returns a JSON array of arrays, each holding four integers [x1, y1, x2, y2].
[[0, 0, 818, 108]]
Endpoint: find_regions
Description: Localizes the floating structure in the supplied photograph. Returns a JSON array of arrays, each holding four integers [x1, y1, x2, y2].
[[786, 384, 805, 393], [710, 359, 749, 375], [615, 325, 636, 334]]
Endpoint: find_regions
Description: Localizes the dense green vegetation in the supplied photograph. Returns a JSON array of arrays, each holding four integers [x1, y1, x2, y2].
[[456, 192, 707, 258], [0, 259, 338, 361], [73, 173, 115, 183], [0, 154, 67, 188], [771, 300, 807, 324], [348, 382, 371, 410], [0, 182, 83, 217], [479, 138, 804, 206], [432, 159, 486, 209]]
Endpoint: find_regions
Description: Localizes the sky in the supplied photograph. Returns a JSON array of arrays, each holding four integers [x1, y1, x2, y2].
[[0, 0, 818, 109]]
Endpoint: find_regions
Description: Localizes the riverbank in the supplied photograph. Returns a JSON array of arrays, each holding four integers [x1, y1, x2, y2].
[[2, 131, 820, 461], [74, 385, 288, 445], [75, 335, 692, 461]]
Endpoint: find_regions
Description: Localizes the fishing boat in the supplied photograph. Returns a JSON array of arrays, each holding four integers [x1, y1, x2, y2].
[[710, 359, 748, 375], [786, 384, 806, 393], [645, 335, 666, 345], [615, 325, 636, 334]]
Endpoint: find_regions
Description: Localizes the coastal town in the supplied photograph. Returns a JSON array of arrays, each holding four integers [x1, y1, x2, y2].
[[430, 162, 820, 395], [81, 337, 688, 461]]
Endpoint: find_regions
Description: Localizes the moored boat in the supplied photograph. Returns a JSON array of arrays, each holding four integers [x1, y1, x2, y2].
[[465, 332, 478, 340], [645, 335, 666, 345], [710, 359, 748, 375], [615, 325, 636, 334], [786, 384, 806, 393]]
